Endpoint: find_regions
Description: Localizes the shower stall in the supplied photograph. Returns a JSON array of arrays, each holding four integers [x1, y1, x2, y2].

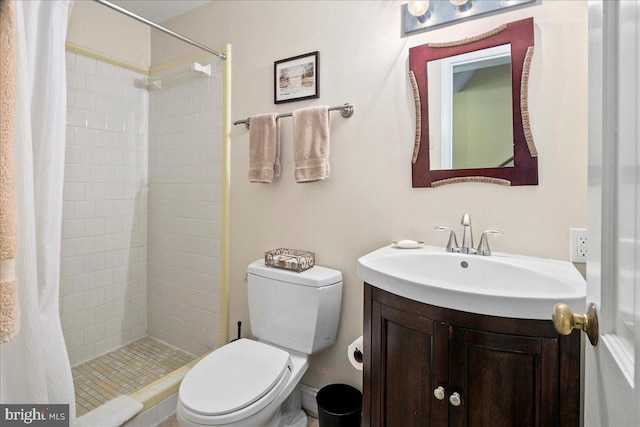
[[59, 2, 229, 420]]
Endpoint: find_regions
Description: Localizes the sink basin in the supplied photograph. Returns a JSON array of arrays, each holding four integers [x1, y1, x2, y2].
[[357, 245, 586, 320]]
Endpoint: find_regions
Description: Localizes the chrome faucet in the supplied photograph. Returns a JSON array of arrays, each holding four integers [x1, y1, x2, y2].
[[436, 213, 503, 256], [460, 213, 475, 254]]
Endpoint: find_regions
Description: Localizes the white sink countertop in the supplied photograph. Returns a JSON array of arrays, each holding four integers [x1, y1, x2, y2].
[[357, 245, 586, 320]]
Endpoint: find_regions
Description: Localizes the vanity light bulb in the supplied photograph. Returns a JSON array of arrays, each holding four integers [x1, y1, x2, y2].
[[450, 0, 473, 11], [408, 1, 430, 18]]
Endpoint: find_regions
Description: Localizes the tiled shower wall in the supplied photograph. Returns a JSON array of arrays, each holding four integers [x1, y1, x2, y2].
[[61, 52, 222, 365], [147, 57, 223, 356], [61, 52, 149, 366]]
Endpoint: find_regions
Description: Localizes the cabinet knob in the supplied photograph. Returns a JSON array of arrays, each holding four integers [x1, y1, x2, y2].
[[433, 386, 446, 400], [449, 392, 462, 407]]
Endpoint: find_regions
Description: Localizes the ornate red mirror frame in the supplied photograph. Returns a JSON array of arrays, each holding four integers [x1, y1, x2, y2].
[[409, 17, 537, 187]]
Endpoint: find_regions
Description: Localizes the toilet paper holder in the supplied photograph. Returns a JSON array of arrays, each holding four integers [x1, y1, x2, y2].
[[348, 336, 364, 370]]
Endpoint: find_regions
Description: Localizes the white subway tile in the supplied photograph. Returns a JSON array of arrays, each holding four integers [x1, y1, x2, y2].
[[87, 110, 107, 130], [75, 90, 96, 110], [75, 127, 96, 146], [95, 268, 114, 289], [131, 325, 146, 341], [103, 251, 120, 270], [94, 336, 114, 356], [62, 294, 85, 316], [75, 236, 96, 256], [95, 166, 116, 183], [85, 182, 106, 200], [63, 182, 86, 201], [104, 217, 123, 234], [106, 114, 125, 133], [66, 69, 86, 90], [86, 75, 107, 96], [73, 273, 94, 294], [67, 88, 77, 108], [84, 252, 105, 272], [73, 344, 96, 366], [113, 265, 129, 283], [62, 220, 84, 239], [94, 302, 114, 324], [60, 277, 74, 297], [76, 54, 97, 75], [96, 61, 116, 80], [74, 201, 96, 219], [65, 51, 76, 70], [85, 289, 105, 309], [85, 218, 105, 236], [95, 234, 115, 253], [104, 80, 125, 99]]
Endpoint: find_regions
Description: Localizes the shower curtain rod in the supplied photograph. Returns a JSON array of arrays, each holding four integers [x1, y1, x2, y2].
[[92, 0, 227, 60]]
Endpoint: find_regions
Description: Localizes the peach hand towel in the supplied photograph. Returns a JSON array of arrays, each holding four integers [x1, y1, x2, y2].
[[293, 106, 330, 183], [249, 113, 280, 183]]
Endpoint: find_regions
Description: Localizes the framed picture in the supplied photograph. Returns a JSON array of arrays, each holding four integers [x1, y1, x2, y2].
[[274, 51, 319, 104]]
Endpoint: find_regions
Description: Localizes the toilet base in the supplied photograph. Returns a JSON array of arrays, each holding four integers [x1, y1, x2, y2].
[[273, 383, 307, 427]]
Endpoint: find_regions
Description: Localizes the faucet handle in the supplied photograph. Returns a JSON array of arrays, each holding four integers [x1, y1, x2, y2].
[[460, 213, 471, 226], [436, 226, 460, 252], [476, 230, 503, 256]]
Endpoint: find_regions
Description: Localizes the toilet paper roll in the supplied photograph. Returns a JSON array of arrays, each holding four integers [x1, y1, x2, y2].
[[347, 336, 364, 371]]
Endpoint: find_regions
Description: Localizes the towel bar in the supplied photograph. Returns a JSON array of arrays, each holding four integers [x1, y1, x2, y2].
[[233, 103, 354, 130]]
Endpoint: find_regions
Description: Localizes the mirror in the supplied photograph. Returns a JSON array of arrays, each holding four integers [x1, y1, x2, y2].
[[428, 44, 514, 170], [409, 18, 537, 187]]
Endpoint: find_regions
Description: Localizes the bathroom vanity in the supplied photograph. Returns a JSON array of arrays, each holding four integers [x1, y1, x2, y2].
[[357, 244, 586, 427], [362, 285, 580, 426]]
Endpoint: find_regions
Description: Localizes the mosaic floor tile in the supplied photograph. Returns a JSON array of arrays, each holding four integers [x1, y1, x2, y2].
[[73, 336, 195, 417]]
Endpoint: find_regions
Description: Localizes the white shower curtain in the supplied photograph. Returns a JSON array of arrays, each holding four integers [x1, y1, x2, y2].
[[0, 0, 76, 423]]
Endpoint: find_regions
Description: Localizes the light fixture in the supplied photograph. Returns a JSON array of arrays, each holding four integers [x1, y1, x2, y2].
[[401, 0, 538, 37], [450, 0, 473, 12], [407, 1, 430, 23]]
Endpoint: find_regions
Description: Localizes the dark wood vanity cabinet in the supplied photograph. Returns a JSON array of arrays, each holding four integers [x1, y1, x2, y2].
[[363, 284, 580, 427]]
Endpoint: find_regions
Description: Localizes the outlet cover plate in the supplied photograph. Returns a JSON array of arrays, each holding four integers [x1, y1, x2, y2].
[[570, 228, 587, 263]]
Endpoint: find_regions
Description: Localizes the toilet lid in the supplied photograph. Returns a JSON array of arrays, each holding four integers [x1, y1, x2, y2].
[[179, 339, 292, 416]]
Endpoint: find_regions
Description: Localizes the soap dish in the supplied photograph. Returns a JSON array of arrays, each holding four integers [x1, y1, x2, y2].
[[392, 240, 424, 249]]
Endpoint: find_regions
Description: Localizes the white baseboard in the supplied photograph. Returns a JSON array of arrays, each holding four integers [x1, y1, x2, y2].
[[301, 384, 319, 418]]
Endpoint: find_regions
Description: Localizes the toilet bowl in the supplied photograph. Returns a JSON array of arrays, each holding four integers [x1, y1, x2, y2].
[[177, 260, 342, 426], [177, 339, 309, 426]]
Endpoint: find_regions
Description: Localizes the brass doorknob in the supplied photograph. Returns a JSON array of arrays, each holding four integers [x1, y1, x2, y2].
[[552, 303, 599, 346]]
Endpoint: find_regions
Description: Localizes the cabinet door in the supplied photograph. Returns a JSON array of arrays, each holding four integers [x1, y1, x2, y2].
[[370, 301, 449, 426], [448, 327, 559, 427]]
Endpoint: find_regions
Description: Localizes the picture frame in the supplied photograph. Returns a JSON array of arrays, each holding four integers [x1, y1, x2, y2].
[[274, 51, 319, 104]]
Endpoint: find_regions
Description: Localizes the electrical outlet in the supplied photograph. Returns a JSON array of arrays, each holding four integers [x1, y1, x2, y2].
[[570, 228, 587, 263]]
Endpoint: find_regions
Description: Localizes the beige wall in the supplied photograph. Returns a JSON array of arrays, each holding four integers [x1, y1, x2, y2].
[[67, 1, 151, 70], [148, 0, 589, 391]]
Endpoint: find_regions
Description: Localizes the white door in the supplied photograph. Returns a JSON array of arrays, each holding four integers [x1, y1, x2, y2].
[[585, 1, 640, 425]]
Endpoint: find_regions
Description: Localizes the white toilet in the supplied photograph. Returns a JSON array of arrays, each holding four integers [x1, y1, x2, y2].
[[177, 259, 342, 426]]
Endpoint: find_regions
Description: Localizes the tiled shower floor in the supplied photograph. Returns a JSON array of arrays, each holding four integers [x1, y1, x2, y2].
[[72, 336, 196, 416]]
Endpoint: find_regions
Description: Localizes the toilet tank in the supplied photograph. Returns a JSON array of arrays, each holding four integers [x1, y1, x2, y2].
[[247, 259, 342, 355]]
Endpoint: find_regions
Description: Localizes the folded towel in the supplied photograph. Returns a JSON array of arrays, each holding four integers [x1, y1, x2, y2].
[[249, 113, 280, 183], [293, 106, 330, 183], [77, 395, 143, 427], [0, 0, 19, 343]]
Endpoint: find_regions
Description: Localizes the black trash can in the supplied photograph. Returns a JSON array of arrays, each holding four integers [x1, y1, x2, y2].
[[316, 383, 362, 427]]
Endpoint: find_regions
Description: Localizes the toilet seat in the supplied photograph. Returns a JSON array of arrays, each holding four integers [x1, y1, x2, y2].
[[179, 339, 292, 423]]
